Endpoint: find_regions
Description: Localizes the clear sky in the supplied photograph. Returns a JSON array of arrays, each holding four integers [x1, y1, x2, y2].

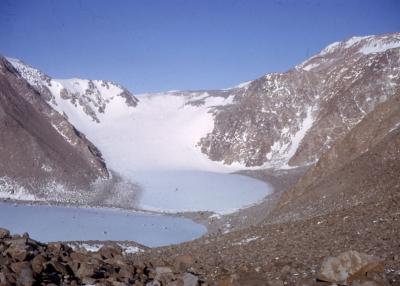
[[1, 0, 399, 94]]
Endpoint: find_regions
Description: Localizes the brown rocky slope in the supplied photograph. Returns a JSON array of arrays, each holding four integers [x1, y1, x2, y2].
[[273, 91, 400, 222], [0, 56, 108, 200]]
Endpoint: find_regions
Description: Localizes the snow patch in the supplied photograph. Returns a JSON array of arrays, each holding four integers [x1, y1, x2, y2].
[[320, 41, 341, 55], [120, 245, 143, 254], [265, 107, 315, 168], [360, 40, 400, 55], [68, 242, 143, 254], [232, 236, 260, 246], [234, 80, 252, 89], [389, 122, 400, 133], [0, 177, 37, 201], [302, 62, 321, 71], [344, 36, 371, 48]]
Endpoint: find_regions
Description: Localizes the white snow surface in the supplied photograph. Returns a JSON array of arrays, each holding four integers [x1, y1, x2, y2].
[[301, 62, 321, 72], [63, 92, 271, 214], [360, 39, 400, 54], [344, 36, 371, 48], [68, 242, 143, 254], [60, 91, 241, 172]]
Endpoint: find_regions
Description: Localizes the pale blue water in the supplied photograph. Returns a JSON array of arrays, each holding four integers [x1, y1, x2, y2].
[[133, 171, 272, 214], [0, 202, 207, 247]]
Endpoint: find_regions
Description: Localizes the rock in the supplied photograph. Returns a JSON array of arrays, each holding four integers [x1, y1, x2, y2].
[[236, 271, 270, 286], [0, 267, 16, 286], [146, 281, 161, 286], [5, 242, 29, 262], [155, 266, 173, 274], [0, 273, 7, 286], [76, 262, 99, 278], [174, 254, 195, 272], [47, 242, 71, 257], [10, 262, 34, 286], [317, 251, 384, 285], [295, 278, 329, 285], [116, 264, 135, 279], [155, 266, 174, 283], [110, 281, 129, 286], [280, 265, 292, 275], [98, 244, 123, 259], [267, 279, 284, 286], [0, 228, 10, 239], [81, 277, 97, 285], [182, 272, 199, 286], [49, 259, 70, 276], [31, 254, 47, 273]]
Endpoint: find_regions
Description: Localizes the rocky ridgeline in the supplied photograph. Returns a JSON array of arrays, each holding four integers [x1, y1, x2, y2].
[[0, 228, 392, 286]]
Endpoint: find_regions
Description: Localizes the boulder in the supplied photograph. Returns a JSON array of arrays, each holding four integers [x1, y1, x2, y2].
[[97, 244, 123, 260], [5, 242, 30, 262], [31, 254, 47, 273], [182, 272, 199, 286], [47, 242, 72, 257], [317, 251, 384, 285], [0, 228, 10, 239], [76, 262, 99, 278], [10, 262, 34, 286], [155, 266, 174, 282], [174, 254, 195, 272]]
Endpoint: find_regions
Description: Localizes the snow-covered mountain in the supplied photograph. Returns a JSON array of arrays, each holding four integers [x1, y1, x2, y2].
[[7, 57, 138, 124], [6, 59, 242, 172], [8, 32, 400, 174], [200, 32, 400, 168]]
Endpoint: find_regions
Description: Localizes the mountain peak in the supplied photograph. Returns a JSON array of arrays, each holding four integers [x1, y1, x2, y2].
[[297, 32, 400, 72], [7, 57, 139, 124]]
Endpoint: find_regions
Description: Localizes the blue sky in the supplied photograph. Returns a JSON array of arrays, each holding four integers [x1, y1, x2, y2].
[[1, 0, 399, 94]]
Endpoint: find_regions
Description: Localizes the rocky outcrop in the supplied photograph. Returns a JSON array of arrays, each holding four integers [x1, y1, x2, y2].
[[0, 56, 109, 199]]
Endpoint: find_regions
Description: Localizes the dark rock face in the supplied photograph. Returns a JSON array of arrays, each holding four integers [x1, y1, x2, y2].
[[0, 57, 109, 198], [199, 32, 400, 168]]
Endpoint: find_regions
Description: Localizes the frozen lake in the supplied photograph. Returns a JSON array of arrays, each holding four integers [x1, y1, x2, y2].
[[133, 171, 272, 214], [0, 202, 207, 247]]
